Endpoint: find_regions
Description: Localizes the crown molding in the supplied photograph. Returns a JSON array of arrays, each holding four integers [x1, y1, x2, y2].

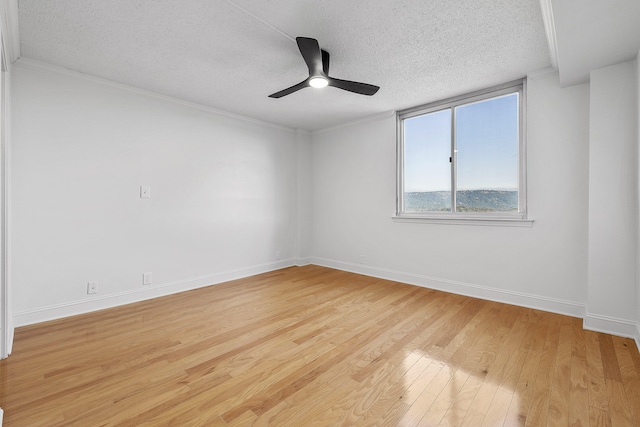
[[539, 0, 559, 70], [15, 57, 299, 133]]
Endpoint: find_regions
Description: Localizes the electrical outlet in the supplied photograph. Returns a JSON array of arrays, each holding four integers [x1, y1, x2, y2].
[[140, 185, 151, 198], [275, 250, 281, 260], [360, 255, 366, 264], [143, 272, 152, 285], [87, 282, 98, 294]]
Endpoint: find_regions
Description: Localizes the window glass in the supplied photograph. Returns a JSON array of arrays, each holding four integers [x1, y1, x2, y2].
[[404, 109, 451, 212], [455, 93, 519, 212], [397, 80, 525, 220]]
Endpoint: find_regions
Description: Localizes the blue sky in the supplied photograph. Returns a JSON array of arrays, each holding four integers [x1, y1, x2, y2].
[[404, 93, 519, 192]]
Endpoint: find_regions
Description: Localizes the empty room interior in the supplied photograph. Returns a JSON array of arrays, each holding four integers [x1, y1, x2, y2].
[[1, 0, 640, 425]]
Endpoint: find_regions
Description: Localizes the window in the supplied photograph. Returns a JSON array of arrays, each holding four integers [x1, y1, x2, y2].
[[396, 80, 529, 224]]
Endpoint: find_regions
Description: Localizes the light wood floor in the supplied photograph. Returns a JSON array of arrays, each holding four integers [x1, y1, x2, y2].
[[1, 266, 639, 426]]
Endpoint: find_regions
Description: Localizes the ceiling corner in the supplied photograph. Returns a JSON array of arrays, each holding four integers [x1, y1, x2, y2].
[[1, 0, 20, 62], [539, 0, 558, 70]]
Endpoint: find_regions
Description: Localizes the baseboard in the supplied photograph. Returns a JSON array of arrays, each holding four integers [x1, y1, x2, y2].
[[7, 317, 15, 356], [7, 316, 14, 355], [13, 259, 297, 327], [309, 257, 586, 319], [13, 258, 636, 351], [0, 317, 14, 359], [583, 313, 639, 342], [295, 257, 313, 267]]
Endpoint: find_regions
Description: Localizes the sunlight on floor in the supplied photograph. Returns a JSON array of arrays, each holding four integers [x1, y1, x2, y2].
[[398, 349, 522, 426]]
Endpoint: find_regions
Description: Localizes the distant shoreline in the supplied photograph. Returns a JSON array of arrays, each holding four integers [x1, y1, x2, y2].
[[404, 189, 518, 212]]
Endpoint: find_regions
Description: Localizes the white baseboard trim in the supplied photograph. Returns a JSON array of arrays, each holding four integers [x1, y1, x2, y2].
[[309, 257, 585, 319], [0, 318, 14, 359], [295, 257, 313, 267], [13, 259, 297, 327], [7, 316, 14, 355], [14, 258, 636, 352], [583, 313, 640, 342], [1, 407, 3, 426], [6, 317, 15, 356]]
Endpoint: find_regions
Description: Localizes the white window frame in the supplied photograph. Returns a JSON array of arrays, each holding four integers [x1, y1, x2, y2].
[[394, 79, 532, 227]]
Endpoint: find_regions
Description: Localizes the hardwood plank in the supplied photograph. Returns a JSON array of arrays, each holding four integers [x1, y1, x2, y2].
[[606, 380, 634, 427], [503, 349, 540, 426], [526, 313, 562, 426], [439, 306, 517, 426], [458, 305, 527, 426], [547, 316, 573, 427], [589, 406, 612, 427], [0, 266, 639, 426], [399, 363, 454, 426], [271, 376, 355, 425], [568, 318, 589, 427], [417, 305, 506, 426], [502, 308, 551, 425], [599, 334, 623, 383], [351, 297, 484, 384], [597, 335, 634, 427], [479, 387, 514, 427], [220, 292, 440, 422], [612, 336, 640, 425], [585, 330, 610, 413], [348, 352, 434, 423]]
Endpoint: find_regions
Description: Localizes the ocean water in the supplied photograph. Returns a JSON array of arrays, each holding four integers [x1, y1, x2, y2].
[[404, 190, 518, 212]]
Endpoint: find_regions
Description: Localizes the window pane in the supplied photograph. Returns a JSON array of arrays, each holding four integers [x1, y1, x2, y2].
[[403, 109, 451, 212], [455, 93, 519, 212]]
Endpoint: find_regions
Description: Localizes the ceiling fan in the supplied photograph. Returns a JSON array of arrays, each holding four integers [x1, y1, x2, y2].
[[269, 37, 380, 98]]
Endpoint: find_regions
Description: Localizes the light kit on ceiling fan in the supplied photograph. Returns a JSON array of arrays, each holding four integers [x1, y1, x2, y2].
[[309, 76, 329, 88], [269, 37, 380, 98]]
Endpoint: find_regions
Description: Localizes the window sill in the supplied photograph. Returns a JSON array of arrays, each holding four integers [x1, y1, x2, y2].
[[392, 215, 534, 227]]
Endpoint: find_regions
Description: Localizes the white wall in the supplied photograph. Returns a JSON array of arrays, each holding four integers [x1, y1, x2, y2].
[[0, 54, 11, 359], [586, 60, 638, 337], [9, 57, 640, 347], [637, 50, 640, 345], [295, 130, 313, 261], [0, 1, 15, 359], [0, 47, 7, 359], [310, 74, 590, 316], [11, 62, 300, 325]]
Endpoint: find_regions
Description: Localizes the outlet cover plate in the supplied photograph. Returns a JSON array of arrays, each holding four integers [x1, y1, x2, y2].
[[87, 282, 98, 294], [140, 185, 151, 198]]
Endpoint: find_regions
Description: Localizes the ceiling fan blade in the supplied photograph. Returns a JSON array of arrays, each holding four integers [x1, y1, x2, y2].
[[322, 50, 330, 75], [269, 37, 381, 99], [327, 77, 380, 96], [296, 37, 323, 76], [268, 80, 309, 98]]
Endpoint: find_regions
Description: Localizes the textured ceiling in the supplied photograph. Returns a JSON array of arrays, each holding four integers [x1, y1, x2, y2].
[[18, 0, 551, 131], [550, 0, 640, 87]]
